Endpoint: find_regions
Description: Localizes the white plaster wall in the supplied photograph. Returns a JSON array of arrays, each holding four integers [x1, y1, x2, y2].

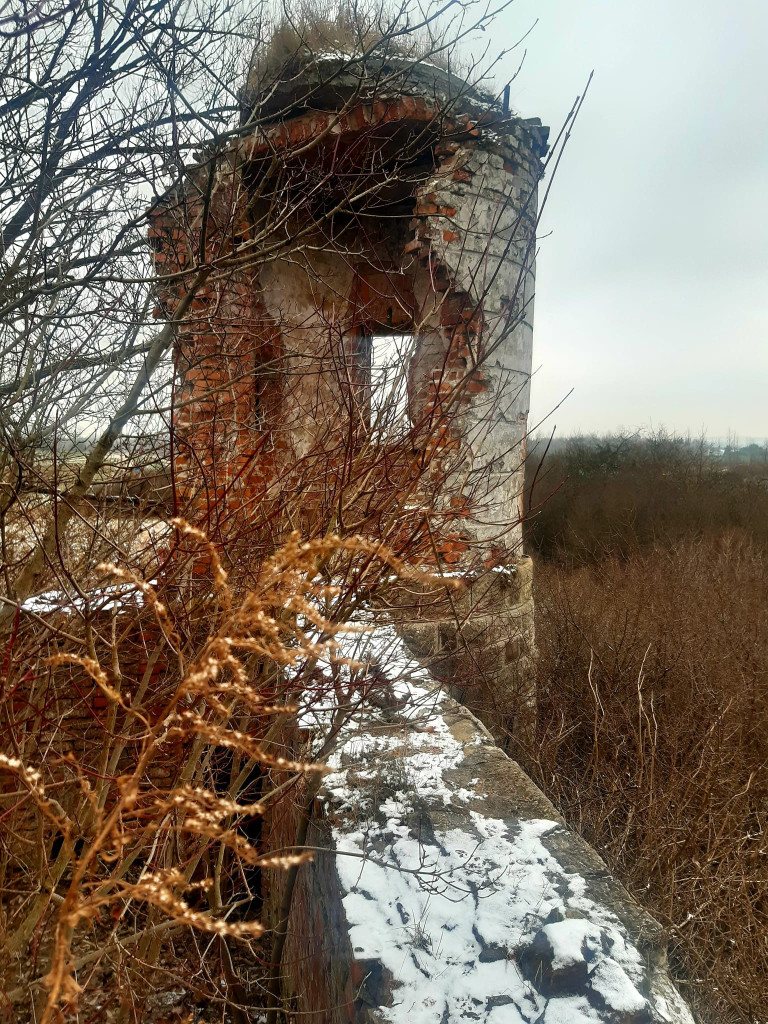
[[418, 126, 542, 559]]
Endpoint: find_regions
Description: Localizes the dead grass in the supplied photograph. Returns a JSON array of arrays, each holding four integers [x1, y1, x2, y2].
[[514, 437, 768, 1023], [246, 0, 465, 97]]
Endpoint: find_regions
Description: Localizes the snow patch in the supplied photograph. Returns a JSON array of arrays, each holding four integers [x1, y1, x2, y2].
[[319, 625, 694, 1024], [22, 582, 146, 615]]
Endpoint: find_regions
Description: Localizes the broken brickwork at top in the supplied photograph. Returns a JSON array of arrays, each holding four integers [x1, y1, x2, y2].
[[150, 55, 548, 571]]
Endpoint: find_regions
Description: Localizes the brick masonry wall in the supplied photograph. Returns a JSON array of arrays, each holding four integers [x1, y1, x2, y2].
[[150, 96, 546, 575]]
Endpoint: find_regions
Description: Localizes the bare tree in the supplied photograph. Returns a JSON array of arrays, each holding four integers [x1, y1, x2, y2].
[[0, 0, 266, 616], [0, 1, 565, 1018]]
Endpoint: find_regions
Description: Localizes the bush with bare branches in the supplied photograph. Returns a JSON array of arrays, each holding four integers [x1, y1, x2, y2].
[[516, 440, 768, 1024], [0, 0, 552, 1017]]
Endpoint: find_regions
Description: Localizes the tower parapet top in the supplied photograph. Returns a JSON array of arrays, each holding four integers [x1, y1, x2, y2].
[[241, 50, 548, 156]]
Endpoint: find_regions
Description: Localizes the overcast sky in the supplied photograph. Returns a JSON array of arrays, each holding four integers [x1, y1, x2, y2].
[[489, 0, 767, 441]]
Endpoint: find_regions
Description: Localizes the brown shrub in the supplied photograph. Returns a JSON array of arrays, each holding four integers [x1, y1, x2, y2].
[[518, 534, 768, 1023], [524, 432, 768, 566]]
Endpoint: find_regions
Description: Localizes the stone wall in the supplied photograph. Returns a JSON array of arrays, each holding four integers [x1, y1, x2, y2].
[[280, 628, 694, 1024], [144, 59, 696, 1024], [150, 56, 545, 579], [150, 54, 545, 737]]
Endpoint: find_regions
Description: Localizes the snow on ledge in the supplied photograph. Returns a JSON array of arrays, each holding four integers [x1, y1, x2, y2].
[[315, 627, 694, 1024]]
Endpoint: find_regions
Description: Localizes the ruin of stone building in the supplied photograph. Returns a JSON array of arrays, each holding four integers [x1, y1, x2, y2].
[[147, 51, 695, 1024], [150, 52, 547, 707]]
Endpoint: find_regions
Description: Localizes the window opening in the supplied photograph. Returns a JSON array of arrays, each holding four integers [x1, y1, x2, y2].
[[368, 333, 414, 438]]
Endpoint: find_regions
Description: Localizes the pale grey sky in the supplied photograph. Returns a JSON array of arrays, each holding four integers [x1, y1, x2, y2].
[[492, 0, 768, 439]]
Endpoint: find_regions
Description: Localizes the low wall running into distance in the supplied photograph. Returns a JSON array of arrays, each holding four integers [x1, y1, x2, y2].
[[282, 628, 694, 1024]]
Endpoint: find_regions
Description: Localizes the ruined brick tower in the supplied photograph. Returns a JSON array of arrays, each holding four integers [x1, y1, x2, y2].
[[151, 52, 548, 709]]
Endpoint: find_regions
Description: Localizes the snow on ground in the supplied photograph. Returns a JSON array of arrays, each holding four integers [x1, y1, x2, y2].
[[314, 624, 694, 1024], [21, 581, 147, 614]]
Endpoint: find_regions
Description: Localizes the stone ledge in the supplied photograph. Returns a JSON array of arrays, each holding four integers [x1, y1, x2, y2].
[[282, 629, 694, 1024]]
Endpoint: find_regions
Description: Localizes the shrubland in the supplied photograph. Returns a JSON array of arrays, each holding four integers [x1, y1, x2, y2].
[[515, 431, 768, 1023]]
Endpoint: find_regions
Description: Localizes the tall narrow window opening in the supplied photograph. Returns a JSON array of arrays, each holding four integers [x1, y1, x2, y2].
[[369, 332, 414, 438]]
